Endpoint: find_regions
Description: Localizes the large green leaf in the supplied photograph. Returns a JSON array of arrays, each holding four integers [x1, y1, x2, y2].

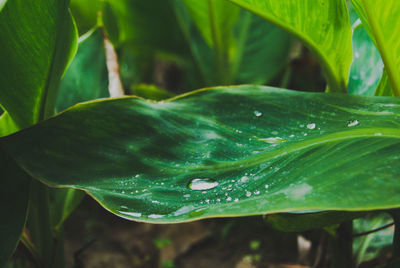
[[2, 86, 400, 223], [351, 0, 400, 96], [0, 0, 78, 130], [226, 0, 352, 93], [0, 148, 30, 267]]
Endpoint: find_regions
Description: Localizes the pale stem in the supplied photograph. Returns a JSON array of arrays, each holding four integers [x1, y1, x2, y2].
[[102, 29, 124, 98]]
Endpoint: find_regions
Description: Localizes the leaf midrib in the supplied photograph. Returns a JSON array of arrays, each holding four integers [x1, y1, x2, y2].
[[190, 127, 400, 172]]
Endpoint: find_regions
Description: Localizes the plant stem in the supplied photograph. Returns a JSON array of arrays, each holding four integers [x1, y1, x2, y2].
[[102, 28, 125, 98], [330, 221, 354, 268]]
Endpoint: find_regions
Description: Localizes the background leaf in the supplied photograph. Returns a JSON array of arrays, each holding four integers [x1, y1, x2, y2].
[[2, 86, 400, 223], [226, 0, 352, 93], [351, 0, 400, 96], [266, 211, 365, 232], [174, 0, 292, 86], [0, 0, 78, 131], [56, 29, 109, 113], [0, 148, 30, 267], [348, 21, 383, 96]]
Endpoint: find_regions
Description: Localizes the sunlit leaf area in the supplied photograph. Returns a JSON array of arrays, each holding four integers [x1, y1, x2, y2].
[[1, 0, 399, 267]]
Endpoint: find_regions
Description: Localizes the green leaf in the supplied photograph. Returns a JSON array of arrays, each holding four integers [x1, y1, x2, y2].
[[56, 29, 109, 113], [266, 211, 365, 232], [226, 0, 352, 93], [2, 85, 400, 223], [348, 23, 383, 96], [69, 0, 103, 35], [351, 0, 400, 96], [353, 213, 393, 265], [233, 12, 292, 85], [50, 189, 85, 231], [376, 70, 395, 97], [0, 148, 30, 267], [174, 1, 292, 86], [130, 84, 175, 101], [0, 0, 78, 129]]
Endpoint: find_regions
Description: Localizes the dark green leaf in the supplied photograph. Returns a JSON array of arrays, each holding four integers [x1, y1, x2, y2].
[[56, 30, 108, 113], [2, 86, 400, 223], [0, 148, 30, 267], [227, 0, 352, 93], [0, 0, 78, 130]]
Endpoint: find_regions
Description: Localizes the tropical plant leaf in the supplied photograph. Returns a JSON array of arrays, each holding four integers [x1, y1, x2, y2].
[[351, 0, 400, 96], [174, 0, 292, 86], [353, 213, 394, 266], [0, 0, 78, 130], [1, 86, 400, 223], [348, 23, 383, 96], [226, 0, 352, 93], [69, 0, 103, 35], [0, 148, 30, 267], [56, 29, 108, 113]]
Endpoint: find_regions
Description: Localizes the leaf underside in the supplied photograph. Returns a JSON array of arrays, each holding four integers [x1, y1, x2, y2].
[[1, 86, 400, 223]]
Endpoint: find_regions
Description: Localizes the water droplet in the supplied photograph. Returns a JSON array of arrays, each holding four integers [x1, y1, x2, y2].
[[188, 178, 219, 191], [259, 137, 286, 144], [254, 110, 262, 117], [240, 176, 250, 183], [307, 123, 316, 130], [347, 119, 359, 127]]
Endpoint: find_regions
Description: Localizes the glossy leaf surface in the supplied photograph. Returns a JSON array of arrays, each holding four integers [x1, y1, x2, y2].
[[227, 0, 352, 93], [351, 0, 400, 96], [0, 0, 78, 129], [2, 86, 400, 223], [0, 148, 30, 267]]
